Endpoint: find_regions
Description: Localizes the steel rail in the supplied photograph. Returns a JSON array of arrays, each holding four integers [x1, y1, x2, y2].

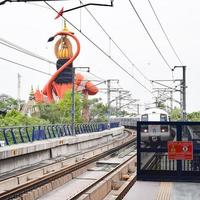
[[115, 173, 137, 200], [0, 131, 135, 200], [70, 153, 136, 200]]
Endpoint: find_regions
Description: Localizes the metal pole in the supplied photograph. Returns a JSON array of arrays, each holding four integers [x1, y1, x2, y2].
[[17, 73, 21, 111], [71, 68, 75, 135], [137, 104, 139, 115], [116, 97, 118, 117], [170, 90, 173, 112], [180, 80, 183, 119], [174, 66, 187, 121], [107, 80, 111, 128], [182, 66, 186, 120], [118, 90, 122, 115]]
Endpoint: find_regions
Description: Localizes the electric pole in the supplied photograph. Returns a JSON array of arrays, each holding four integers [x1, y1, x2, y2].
[[17, 73, 21, 110], [71, 67, 89, 135], [174, 66, 187, 120], [182, 66, 186, 120], [71, 68, 75, 135], [106, 79, 119, 127]]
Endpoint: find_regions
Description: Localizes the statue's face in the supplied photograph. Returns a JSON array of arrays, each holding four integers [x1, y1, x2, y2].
[[61, 36, 68, 48]]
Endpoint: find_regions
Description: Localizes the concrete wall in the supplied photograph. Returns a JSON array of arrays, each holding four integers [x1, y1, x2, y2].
[[0, 127, 124, 174]]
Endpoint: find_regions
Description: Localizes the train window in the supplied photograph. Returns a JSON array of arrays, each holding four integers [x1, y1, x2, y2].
[[141, 114, 148, 121], [160, 114, 167, 121]]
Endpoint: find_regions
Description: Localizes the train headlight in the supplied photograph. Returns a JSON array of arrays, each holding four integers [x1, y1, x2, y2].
[[141, 126, 148, 133], [160, 126, 168, 132]]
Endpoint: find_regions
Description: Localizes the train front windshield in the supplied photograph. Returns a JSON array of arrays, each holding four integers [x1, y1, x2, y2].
[[160, 114, 167, 121], [141, 114, 148, 121]]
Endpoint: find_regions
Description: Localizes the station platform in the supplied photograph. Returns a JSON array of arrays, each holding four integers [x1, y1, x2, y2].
[[124, 181, 200, 200]]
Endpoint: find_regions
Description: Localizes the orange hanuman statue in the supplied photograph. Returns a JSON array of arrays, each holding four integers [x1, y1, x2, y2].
[[35, 22, 98, 103]]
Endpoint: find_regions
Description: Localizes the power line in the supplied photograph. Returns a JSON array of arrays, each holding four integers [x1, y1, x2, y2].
[[147, 0, 183, 65], [0, 37, 106, 83], [0, 56, 106, 88], [128, 0, 172, 71], [0, 56, 51, 76], [0, 38, 55, 65], [0, 0, 70, 5], [44, 1, 153, 95], [79, 0, 150, 82]]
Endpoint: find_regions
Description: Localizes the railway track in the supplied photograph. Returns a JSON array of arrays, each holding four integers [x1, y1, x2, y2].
[[38, 145, 136, 200], [0, 129, 136, 200], [142, 153, 162, 171]]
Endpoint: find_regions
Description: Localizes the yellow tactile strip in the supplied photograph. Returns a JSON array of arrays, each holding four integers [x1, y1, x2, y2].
[[156, 182, 172, 200]]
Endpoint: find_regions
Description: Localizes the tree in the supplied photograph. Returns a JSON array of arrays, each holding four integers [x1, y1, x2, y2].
[[157, 101, 166, 110], [187, 111, 200, 121], [0, 110, 48, 127], [88, 98, 109, 122], [36, 102, 63, 124], [0, 94, 18, 114], [170, 107, 181, 120], [58, 91, 83, 123]]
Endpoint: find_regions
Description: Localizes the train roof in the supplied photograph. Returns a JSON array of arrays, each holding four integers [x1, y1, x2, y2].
[[140, 108, 168, 115]]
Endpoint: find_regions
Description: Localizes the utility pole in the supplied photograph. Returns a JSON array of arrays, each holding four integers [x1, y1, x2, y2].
[[17, 73, 21, 110], [107, 80, 111, 128], [182, 66, 186, 120], [71, 67, 89, 135], [106, 79, 119, 127], [137, 104, 140, 115], [119, 90, 122, 115], [151, 79, 182, 113], [115, 96, 118, 116], [118, 90, 130, 115], [71, 68, 75, 135], [17, 73, 21, 101], [170, 90, 173, 112], [174, 66, 187, 120]]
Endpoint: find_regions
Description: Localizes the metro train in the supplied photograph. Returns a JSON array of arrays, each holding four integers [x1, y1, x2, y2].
[[140, 108, 173, 145], [110, 108, 174, 145], [110, 116, 139, 128]]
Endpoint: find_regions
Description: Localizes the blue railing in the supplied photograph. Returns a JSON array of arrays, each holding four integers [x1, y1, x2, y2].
[[0, 122, 120, 146]]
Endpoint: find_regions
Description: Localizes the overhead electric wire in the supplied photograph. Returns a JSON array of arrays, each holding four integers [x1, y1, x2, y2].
[[0, 37, 107, 84], [0, 0, 71, 5], [0, 38, 56, 65], [147, 0, 183, 65], [0, 56, 106, 94], [128, 0, 172, 71], [44, 1, 153, 95], [0, 56, 51, 76], [79, 0, 150, 82], [77, 69, 106, 81], [88, 71, 106, 81]]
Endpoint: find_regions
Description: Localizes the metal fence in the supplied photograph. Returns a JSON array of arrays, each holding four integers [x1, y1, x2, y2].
[[0, 122, 120, 146], [137, 121, 200, 182]]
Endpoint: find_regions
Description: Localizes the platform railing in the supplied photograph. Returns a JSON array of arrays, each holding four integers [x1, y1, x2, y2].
[[0, 122, 120, 146]]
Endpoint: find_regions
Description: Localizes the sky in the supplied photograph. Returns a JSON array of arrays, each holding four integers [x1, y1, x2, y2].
[[0, 0, 200, 113]]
